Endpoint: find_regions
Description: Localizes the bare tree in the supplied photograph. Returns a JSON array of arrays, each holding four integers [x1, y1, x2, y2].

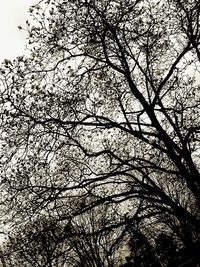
[[2, 217, 69, 267], [2, 204, 126, 267]]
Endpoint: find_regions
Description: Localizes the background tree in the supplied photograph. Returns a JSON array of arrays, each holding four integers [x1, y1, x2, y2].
[[0, 0, 200, 264], [2, 202, 125, 267], [2, 217, 69, 267], [126, 225, 160, 267]]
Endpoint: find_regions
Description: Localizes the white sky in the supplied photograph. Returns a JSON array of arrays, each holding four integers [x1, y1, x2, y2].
[[0, 0, 38, 63]]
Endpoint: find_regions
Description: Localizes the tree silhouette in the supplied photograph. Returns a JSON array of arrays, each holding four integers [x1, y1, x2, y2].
[[2, 203, 125, 267], [0, 0, 200, 264], [127, 227, 160, 267]]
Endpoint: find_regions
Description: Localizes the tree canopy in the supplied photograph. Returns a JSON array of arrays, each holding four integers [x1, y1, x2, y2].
[[0, 0, 200, 265]]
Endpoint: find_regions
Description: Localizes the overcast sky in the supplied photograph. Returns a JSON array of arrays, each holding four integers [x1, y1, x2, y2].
[[0, 0, 38, 62]]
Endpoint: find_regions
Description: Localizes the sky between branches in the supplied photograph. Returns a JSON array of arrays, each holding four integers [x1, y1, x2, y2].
[[0, 0, 38, 62]]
